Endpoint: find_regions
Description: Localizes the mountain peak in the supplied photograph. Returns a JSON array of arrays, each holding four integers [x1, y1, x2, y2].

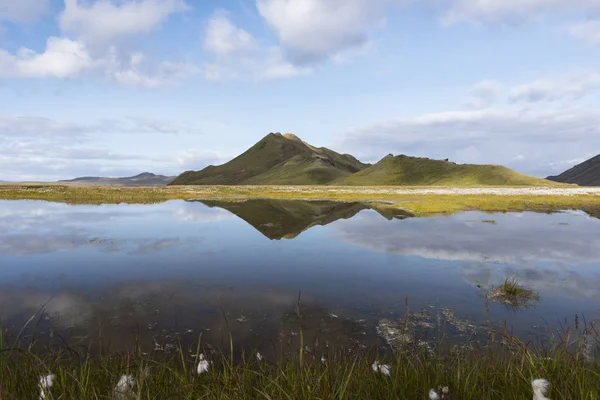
[[283, 133, 302, 142], [133, 172, 156, 179], [170, 133, 369, 185]]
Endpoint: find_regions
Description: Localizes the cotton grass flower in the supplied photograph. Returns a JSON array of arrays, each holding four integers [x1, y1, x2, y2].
[[532, 379, 551, 400], [429, 388, 440, 400], [256, 352, 263, 361], [371, 361, 391, 376], [38, 374, 55, 400], [113, 375, 135, 400], [197, 354, 210, 375]]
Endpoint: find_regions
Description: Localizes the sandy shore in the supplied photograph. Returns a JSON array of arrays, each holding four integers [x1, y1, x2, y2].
[[191, 185, 600, 196]]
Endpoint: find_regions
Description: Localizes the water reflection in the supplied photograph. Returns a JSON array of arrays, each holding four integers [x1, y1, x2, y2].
[[197, 199, 411, 240], [0, 199, 599, 353]]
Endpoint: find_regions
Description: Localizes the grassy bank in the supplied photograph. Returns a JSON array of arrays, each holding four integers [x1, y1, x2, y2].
[[2, 328, 599, 399], [1, 184, 600, 216]]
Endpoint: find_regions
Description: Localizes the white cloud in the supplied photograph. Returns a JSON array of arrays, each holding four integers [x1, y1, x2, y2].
[[0, 0, 49, 23], [257, 0, 388, 65], [0, 113, 199, 181], [204, 12, 256, 55], [546, 154, 595, 168], [59, 0, 190, 47], [104, 50, 198, 88], [509, 72, 600, 102], [0, 115, 187, 140], [203, 12, 311, 81], [467, 80, 503, 108], [173, 202, 234, 223], [337, 107, 600, 176], [0, 36, 196, 87], [442, 0, 600, 25], [0, 37, 97, 79], [176, 149, 230, 170], [332, 210, 600, 265], [568, 19, 600, 45]]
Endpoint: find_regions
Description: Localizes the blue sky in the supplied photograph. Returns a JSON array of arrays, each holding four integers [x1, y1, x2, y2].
[[1, 0, 600, 181]]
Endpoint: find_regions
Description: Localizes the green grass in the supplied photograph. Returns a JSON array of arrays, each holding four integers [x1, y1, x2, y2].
[[1, 184, 599, 217], [1, 295, 599, 399], [485, 277, 541, 309], [1, 319, 599, 399], [332, 154, 564, 187]]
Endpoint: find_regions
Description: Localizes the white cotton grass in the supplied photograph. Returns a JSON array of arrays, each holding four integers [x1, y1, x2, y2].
[[256, 352, 263, 361], [197, 354, 210, 375], [113, 375, 136, 400], [532, 379, 551, 400], [38, 374, 55, 400], [429, 386, 449, 399], [371, 361, 391, 376]]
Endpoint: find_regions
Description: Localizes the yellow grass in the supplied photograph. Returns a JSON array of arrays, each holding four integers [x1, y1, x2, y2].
[[1, 184, 599, 216]]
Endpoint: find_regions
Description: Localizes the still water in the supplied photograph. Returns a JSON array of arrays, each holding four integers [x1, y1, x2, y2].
[[1, 199, 599, 355]]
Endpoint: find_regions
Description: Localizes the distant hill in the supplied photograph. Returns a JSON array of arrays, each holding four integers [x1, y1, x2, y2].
[[547, 155, 600, 186], [59, 172, 175, 186], [332, 154, 559, 186], [169, 133, 369, 185], [197, 199, 412, 240]]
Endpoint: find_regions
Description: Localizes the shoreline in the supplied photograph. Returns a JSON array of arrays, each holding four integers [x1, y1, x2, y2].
[[1, 184, 600, 216]]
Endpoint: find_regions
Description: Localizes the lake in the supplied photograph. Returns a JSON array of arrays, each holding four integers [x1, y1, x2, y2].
[[1, 199, 599, 357]]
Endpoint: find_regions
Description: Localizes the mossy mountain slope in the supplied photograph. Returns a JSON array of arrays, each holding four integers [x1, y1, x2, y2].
[[332, 154, 560, 186], [170, 133, 368, 185]]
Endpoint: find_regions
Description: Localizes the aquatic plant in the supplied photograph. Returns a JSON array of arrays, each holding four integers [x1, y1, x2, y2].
[[485, 277, 540, 308]]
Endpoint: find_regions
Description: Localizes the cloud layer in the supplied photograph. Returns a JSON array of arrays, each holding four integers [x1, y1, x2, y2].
[[256, 0, 388, 65]]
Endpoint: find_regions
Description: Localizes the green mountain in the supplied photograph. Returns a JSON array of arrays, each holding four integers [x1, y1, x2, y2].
[[332, 154, 560, 186], [547, 154, 600, 186], [169, 133, 369, 185], [197, 199, 412, 240]]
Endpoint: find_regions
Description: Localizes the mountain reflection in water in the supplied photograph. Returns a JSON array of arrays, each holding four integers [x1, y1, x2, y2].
[[0, 199, 599, 355], [197, 199, 412, 239]]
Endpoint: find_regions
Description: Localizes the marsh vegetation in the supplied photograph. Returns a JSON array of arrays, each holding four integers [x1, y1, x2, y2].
[[1, 314, 599, 399], [485, 277, 541, 309]]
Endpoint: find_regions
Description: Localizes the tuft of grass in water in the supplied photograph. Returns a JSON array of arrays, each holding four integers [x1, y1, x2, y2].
[[485, 277, 540, 309]]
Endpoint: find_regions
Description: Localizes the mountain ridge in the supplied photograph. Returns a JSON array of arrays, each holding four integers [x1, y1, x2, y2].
[[332, 154, 559, 186], [169, 133, 561, 187], [547, 155, 600, 186], [170, 132, 369, 185], [59, 172, 175, 186]]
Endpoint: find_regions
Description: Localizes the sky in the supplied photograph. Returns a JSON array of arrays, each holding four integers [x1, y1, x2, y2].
[[1, 0, 600, 181]]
